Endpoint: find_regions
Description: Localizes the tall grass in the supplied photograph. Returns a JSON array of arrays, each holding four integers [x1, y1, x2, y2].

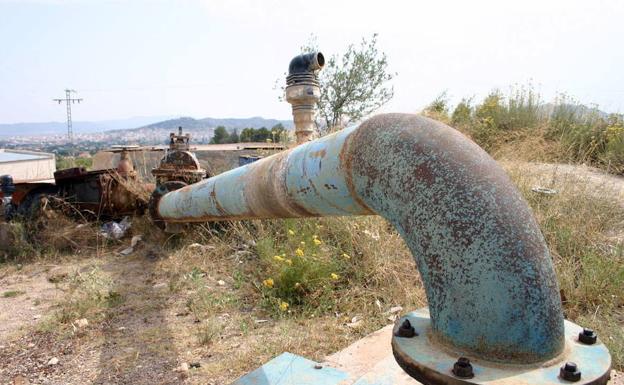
[[426, 86, 624, 174], [503, 162, 624, 368]]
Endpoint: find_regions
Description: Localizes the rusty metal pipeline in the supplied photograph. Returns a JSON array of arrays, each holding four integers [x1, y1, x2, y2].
[[153, 113, 566, 364]]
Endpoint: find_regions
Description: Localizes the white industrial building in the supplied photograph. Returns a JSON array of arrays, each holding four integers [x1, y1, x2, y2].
[[0, 149, 56, 182]]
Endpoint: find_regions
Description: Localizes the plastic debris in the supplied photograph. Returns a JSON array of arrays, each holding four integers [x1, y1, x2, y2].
[[100, 216, 132, 239]]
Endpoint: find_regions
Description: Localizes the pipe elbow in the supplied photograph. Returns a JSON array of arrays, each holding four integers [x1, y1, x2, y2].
[[344, 114, 564, 362], [288, 52, 325, 76]]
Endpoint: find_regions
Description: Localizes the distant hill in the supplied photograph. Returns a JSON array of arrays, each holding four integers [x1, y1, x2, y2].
[[0, 116, 175, 137], [0, 116, 293, 139], [130, 116, 294, 132], [101, 116, 294, 146]]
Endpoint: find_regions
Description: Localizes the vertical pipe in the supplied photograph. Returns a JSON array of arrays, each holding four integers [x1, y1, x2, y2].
[[285, 52, 325, 144]]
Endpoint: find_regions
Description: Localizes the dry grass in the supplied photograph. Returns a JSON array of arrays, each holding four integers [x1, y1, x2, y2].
[[1, 153, 622, 383], [160, 217, 423, 324], [38, 264, 123, 333], [140, 163, 622, 377], [503, 162, 624, 368]]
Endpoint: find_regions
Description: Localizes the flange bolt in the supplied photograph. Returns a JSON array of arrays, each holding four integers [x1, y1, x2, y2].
[[560, 362, 581, 382], [578, 328, 597, 345], [395, 319, 417, 338], [452, 357, 474, 379]]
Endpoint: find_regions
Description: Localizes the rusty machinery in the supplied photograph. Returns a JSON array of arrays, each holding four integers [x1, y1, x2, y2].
[[2, 147, 149, 220], [1, 128, 208, 223], [52, 147, 149, 217], [149, 52, 612, 385], [151, 126, 207, 185], [148, 126, 207, 230]]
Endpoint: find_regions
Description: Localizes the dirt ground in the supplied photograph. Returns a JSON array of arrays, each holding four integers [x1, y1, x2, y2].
[[1, 162, 622, 385], [0, 246, 366, 385]]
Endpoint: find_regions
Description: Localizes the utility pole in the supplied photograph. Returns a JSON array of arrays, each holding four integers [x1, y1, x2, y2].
[[53, 89, 83, 142]]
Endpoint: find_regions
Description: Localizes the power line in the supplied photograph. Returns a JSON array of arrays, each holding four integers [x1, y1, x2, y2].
[[53, 89, 83, 142]]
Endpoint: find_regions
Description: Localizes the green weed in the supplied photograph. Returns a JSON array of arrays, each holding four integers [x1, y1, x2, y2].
[[2, 290, 25, 298]]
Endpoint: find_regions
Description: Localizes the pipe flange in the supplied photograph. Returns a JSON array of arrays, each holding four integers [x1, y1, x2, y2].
[[149, 181, 187, 230], [392, 308, 611, 385]]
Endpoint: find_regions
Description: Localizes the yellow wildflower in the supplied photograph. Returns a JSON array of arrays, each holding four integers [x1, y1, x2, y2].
[[285, 259, 293, 265], [330, 273, 340, 280], [273, 255, 284, 262], [300, 241, 305, 246], [295, 248, 304, 257], [288, 229, 295, 236], [313, 238, 322, 246], [263, 278, 274, 288], [342, 253, 351, 260], [279, 301, 289, 311], [294, 282, 301, 289]]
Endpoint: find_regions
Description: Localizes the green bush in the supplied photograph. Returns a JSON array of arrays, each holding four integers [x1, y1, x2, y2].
[[451, 98, 473, 127], [423, 92, 450, 122], [56, 156, 92, 170], [255, 219, 353, 315]]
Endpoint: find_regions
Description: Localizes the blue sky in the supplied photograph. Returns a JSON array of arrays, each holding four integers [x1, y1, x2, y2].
[[1, 0, 623, 124]]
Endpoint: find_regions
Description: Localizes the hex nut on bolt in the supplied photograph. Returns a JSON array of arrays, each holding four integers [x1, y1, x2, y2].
[[560, 362, 581, 382], [578, 328, 597, 345], [395, 319, 417, 338], [452, 357, 474, 379]]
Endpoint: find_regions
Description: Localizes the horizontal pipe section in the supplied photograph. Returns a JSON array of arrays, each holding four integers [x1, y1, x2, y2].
[[157, 113, 564, 363]]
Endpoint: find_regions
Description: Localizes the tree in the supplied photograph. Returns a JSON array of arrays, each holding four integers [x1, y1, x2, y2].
[[240, 127, 255, 142], [271, 123, 285, 143], [302, 34, 395, 134], [210, 126, 229, 144], [253, 127, 271, 142], [228, 129, 239, 143], [451, 98, 474, 127]]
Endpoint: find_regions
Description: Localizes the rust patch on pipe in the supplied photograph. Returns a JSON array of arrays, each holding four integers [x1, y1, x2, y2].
[[309, 149, 326, 158]]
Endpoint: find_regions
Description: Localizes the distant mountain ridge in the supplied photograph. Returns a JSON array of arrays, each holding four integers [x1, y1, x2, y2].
[[0, 116, 175, 137], [130, 116, 294, 132], [0, 116, 293, 138]]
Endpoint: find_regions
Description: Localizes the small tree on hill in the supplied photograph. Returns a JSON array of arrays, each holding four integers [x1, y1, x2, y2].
[[302, 34, 395, 135]]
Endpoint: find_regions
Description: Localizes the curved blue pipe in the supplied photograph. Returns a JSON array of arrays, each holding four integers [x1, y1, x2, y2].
[[156, 113, 564, 363]]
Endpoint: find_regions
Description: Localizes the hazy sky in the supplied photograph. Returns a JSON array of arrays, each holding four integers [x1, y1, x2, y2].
[[1, 0, 623, 124]]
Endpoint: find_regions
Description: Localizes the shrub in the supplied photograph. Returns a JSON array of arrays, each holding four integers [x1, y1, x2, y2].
[[423, 92, 450, 122], [255, 220, 352, 315], [451, 98, 473, 128], [427, 87, 624, 175]]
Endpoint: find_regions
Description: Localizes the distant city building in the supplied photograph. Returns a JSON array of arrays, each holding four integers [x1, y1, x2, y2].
[[0, 149, 56, 182]]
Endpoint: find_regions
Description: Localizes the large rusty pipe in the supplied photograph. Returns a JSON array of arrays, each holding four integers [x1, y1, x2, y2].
[[155, 113, 565, 364]]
